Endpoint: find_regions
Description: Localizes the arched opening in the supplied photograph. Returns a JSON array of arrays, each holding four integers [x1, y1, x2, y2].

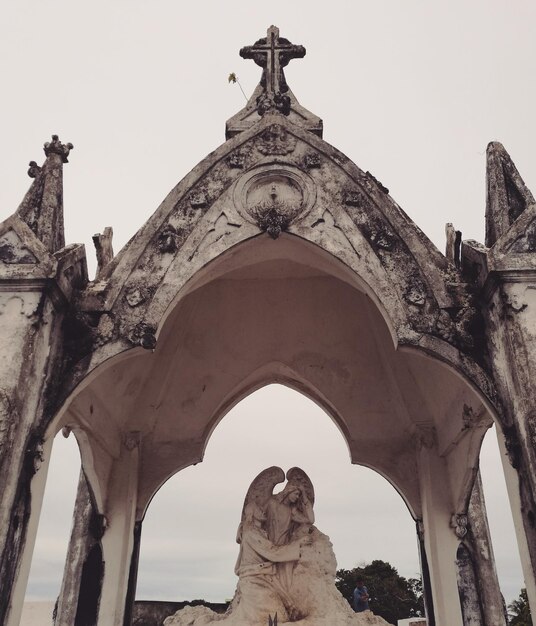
[[135, 385, 421, 620], [49, 231, 501, 626], [479, 425, 525, 607], [21, 432, 81, 623]]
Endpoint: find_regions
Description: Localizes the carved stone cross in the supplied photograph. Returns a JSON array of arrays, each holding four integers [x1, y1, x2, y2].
[[240, 26, 305, 115]]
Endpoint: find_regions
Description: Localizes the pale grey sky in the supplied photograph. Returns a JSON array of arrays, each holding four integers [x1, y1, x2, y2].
[[1, 0, 534, 612]]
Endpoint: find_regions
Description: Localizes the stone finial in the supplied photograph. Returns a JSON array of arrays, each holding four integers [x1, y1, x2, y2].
[[43, 134, 74, 163], [27, 161, 41, 178], [240, 26, 305, 116]]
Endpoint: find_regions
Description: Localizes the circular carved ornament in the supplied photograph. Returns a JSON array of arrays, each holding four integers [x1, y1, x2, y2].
[[233, 164, 317, 237]]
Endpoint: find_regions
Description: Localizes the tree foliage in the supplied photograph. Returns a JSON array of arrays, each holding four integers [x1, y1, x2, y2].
[[508, 588, 533, 626], [335, 560, 424, 624]]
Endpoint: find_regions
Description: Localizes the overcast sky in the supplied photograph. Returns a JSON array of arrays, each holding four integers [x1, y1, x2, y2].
[[1, 0, 534, 614]]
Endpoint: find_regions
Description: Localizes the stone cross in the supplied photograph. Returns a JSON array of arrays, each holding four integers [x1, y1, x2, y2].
[[240, 26, 305, 115]]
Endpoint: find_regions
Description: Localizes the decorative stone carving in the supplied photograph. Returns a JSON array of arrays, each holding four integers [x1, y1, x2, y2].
[[342, 189, 366, 207], [157, 224, 181, 254], [96, 313, 115, 344], [164, 467, 389, 626], [304, 153, 321, 169], [256, 124, 297, 156], [451, 513, 469, 539], [43, 134, 73, 163], [227, 152, 246, 169], [257, 91, 292, 116], [189, 212, 241, 259], [189, 191, 208, 209], [234, 165, 316, 239], [500, 285, 528, 315], [125, 286, 146, 308], [128, 322, 157, 350], [369, 228, 395, 251], [27, 161, 41, 178], [404, 278, 427, 307]]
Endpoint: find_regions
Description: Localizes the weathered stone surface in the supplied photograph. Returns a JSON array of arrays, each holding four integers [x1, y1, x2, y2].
[[3, 26, 536, 626]]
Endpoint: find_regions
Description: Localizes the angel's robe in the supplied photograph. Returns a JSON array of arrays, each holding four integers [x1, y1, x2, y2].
[[234, 524, 302, 622], [265, 496, 314, 546]]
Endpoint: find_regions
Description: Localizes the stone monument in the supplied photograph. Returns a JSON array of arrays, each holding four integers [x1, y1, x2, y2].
[[164, 467, 392, 626], [1, 24, 535, 626]]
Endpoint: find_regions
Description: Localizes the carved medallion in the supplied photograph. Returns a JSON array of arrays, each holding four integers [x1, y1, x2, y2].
[[233, 164, 316, 238]]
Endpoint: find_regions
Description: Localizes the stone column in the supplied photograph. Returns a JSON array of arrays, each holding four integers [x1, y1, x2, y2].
[[465, 472, 506, 625], [123, 521, 143, 626], [0, 288, 64, 626], [416, 521, 436, 626], [4, 436, 53, 626], [55, 470, 106, 626], [486, 276, 536, 611], [419, 446, 464, 626], [495, 423, 536, 610], [97, 434, 140, 626]]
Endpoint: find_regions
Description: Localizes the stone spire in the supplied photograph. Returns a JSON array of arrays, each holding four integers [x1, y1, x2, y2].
[[16, 134, 73, 253], [485, 141, 535, 247], [226, 26, 322, 139]]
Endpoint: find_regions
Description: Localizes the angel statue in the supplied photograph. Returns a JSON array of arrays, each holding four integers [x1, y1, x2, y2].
[[246, 467, 315, 593], [164, 467, 391, 626]]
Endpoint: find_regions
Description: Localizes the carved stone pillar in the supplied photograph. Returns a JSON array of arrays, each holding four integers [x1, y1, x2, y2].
[[0, 285, 64, 626], [466, 472, 507, 625], [419, 447, 464, 626], [97, 435, 140, 626], [452, 471, 506, 626], [55, 470, 106, 626], [486, 275, 536, 611], [416, 520, 436, 626]]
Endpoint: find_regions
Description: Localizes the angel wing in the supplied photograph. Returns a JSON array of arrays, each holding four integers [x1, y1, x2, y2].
[[241, 466, 285, 521], [286, 467, 315, 507]]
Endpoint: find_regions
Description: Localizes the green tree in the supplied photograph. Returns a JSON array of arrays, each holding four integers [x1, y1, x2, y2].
[[508, 588, 533, 626], [335, 560, 424, 624]]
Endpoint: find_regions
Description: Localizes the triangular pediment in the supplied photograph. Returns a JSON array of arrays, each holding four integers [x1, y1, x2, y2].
[[0, 228, 38, 264], [0, 215, 55, 277]]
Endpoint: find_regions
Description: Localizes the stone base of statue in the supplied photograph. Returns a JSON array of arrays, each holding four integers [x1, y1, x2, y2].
[[163, 528, 393, 626]]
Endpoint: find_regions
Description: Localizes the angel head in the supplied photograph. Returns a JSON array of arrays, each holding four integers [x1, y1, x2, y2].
[[276, 482, 303, 504]]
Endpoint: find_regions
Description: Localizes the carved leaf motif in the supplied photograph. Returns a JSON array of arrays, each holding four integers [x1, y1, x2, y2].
[[256, 125, 297, 156]]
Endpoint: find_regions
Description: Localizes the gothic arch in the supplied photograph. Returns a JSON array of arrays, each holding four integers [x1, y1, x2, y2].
[[67, 114, 497, 418]]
